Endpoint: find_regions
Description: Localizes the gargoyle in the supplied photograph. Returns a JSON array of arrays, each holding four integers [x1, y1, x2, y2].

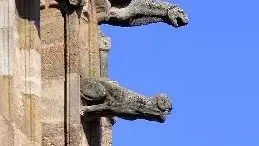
[[96, 0, 189, 27], [80, 78, 172, 123]]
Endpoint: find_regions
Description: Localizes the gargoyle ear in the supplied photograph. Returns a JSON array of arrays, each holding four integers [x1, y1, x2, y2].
[[155, 93, 172, 112]]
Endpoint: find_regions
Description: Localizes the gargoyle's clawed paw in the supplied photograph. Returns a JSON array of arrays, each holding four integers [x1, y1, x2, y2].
[[80, 106, 90, 116], [168, 5, 188, 28], [80, 110, 85, 116]]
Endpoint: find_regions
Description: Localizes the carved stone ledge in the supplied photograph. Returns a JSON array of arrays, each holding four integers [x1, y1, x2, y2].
[[80, 78, 172, 123]]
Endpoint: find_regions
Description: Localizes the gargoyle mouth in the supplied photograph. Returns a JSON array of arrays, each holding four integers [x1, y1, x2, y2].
[[155, 93, 173, 112], [176, 16, 188, 27], [168, 5, 189, 28]]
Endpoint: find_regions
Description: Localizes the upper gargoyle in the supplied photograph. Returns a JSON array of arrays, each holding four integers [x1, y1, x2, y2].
[[80, 78, 173, 123], [95, 0, 189, 27]]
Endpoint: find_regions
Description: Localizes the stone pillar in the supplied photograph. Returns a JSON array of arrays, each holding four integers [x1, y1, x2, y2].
[[0, 0, 42, 145], [65, 6, 83, 146], [81, 0, 103, 145], [40, 1, 83, 145], [40, 2, 66, 145], [100, 33, 111, 78], [39, 0, 103, 145], [99, 33, 112, 146], [40, 0, 113, 145]]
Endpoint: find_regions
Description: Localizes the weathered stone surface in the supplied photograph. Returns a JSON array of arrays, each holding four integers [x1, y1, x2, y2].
[[30, 95, 42, 145], [0, 76, 12, 120], [100, 32, 111, 78], [40, 6, 66, 145], [100, 117, 112, 146], [13, 49, 41, 96], [13, 124, 41, 146], [99, 32, 113, 146], [0, 115, 13, 146], [0, 0, 15, 76], [81, 78, 172, 123], [42, 123, 65, 146], [41, 4, 65, 78], [79, 20, 90, 78], [0, 0, 42, 145], [66, 74, 81, 145], [40, 78, 66, 145], [40, 1, 90, 145]]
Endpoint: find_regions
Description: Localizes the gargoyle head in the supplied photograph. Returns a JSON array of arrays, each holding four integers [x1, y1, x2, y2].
[[168, 5, 189, 28], [150, 93, 173, 122]]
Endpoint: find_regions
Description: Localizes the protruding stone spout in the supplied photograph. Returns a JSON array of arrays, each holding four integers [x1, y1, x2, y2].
[[97, 0, 189, 28], [80, 78, 172, 123]]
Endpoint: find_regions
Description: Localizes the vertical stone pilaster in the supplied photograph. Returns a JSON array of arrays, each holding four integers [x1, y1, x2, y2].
[[40, 1, 90, 145], [100, 33, 111, 78], [0, 2, 13, 143], [40, 2, 66, 145], [15, 0, 42, 144], [65, 9, 84, 146], [99, 33, 112, 146], [80, 0, 113, 146], [39, 0, 113, 145]]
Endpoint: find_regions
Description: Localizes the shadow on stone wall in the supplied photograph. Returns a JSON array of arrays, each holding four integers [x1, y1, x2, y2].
[[82, 117, 102, 146], [15, 0, 40, 34]]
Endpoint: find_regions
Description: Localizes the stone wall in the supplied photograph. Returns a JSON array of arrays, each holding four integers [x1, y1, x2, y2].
[[40, 0, 112, 145], [40, 2, 67, 145], [0, 0, 113, 145], [0, 0, 42, 145]]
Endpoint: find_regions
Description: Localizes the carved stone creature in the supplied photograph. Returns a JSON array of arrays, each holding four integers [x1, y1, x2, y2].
[[80, 78, 172, 123], [96, 0, 189, 27]]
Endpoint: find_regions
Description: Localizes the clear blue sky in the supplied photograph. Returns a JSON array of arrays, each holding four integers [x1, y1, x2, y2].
[[101, 0, 259, 145]]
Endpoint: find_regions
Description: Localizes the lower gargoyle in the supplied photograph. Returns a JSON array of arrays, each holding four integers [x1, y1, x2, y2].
[[80, 78, 172, 123]]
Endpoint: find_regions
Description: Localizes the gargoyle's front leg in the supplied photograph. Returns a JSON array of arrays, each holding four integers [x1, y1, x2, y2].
[[81, 105, 110, 115], [101, 0, 188, 27]]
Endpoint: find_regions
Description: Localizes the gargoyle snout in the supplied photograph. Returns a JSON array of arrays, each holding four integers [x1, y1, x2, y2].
[[177, 11, 189, 27], [168, 5, 189, 28], [155, 93, 173, 114]]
